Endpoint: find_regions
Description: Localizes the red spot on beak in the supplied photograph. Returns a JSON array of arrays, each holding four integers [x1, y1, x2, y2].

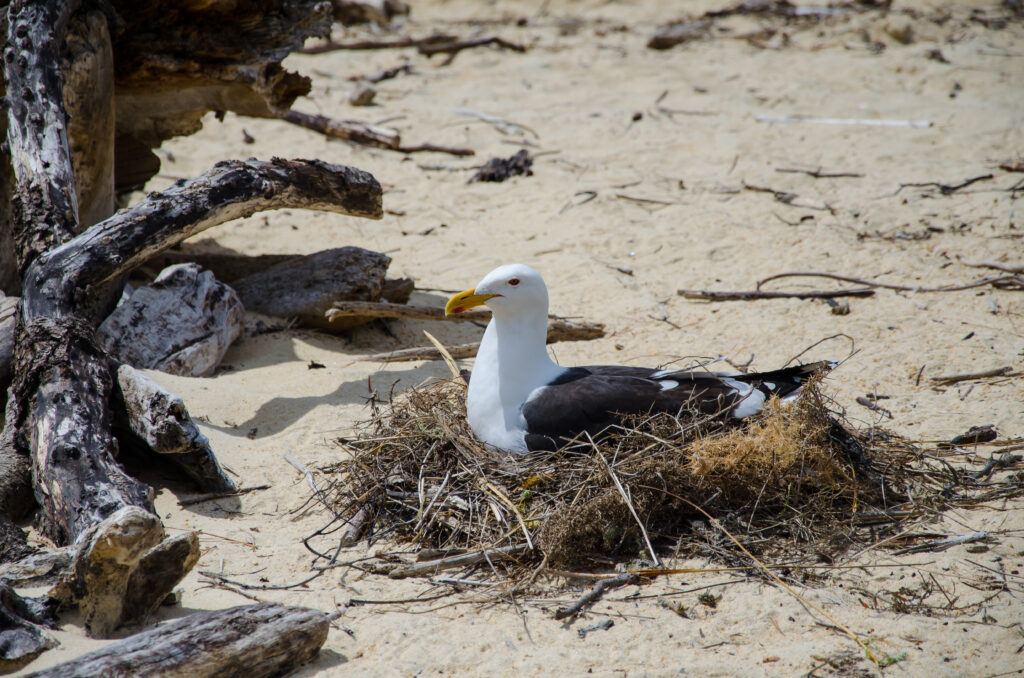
[[451, 306, 464, 314]]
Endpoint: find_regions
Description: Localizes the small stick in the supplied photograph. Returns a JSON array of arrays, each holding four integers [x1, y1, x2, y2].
[[340, 506, 370, 546], [896, 173, 994, 196], [553, 573, 639, 620], [959, 260, 1024, 274], [350, 62, 413, 83], [678, 288, 874, 301], [418, 36, 526, 57], [283, 110, 400, 148], [775, 167, 863, 179], [299, 34, 458, 54], [388, 544, 528, 578], [596, 448, 659, 566], [453, 108, 538, 137], [755, 271, 1023, 293], [855, 396, 892, 419], [578, 619, 614, 638], [929, 366, 1013, 385], [178, 484, 271, 507], [756, 114, 932, 128], [398, 143, 475, 156], [894, 531, 989, 555]]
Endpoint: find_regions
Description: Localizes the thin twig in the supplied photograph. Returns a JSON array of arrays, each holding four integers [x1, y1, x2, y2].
[[930, 366, 1014, 385], [894, 531, 989, 555], [178, 484, 270, 507], [775, 167, 863, 179], [679, 288, 875, 301], [756, 271, 1023, 293], [595, 441, 659, 566], [553, 572, 639, 620], [388, 544, 528, 578]]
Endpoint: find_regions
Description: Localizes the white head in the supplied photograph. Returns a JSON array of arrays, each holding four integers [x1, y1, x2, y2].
[[445, 264, 549, 320]]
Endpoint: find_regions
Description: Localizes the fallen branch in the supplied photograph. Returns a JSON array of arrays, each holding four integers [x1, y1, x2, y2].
[[896, 173, 994, 196], [929, 366, 1014, 385], [678, 288, 875, 302], [298, 33, 457, 54], [283, 110, 400, 148], [553, 572, 639, 620], [178, 484, 271, 507], [418, 36, 526, 58], [894, 531, 989, 555], [855, 396, 892, 419], [388, 544, 528, 579], [755, 271, 1024, 294], [27, 603, 329, 678]]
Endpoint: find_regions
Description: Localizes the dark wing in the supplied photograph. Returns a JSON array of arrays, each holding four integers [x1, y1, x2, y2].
[[521, 368, 741, 451]]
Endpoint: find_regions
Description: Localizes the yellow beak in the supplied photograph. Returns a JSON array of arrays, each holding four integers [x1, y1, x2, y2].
[[445, 288, 497, 315]]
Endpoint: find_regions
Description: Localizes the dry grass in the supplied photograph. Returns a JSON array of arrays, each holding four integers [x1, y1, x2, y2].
[[313, 375, 948, 572]]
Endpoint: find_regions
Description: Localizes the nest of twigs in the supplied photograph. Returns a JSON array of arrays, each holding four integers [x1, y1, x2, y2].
[[314, 375, 964, 571]]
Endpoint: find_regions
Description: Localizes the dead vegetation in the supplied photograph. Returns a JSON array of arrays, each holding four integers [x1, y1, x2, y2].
[[304, 375, 1021, 580]]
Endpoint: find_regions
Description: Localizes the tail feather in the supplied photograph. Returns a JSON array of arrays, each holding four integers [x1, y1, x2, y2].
[[729, 360, 836, 400]]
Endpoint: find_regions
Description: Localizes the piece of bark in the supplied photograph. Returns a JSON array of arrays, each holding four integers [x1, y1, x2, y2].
[[27, 602, 330, 678], [113, 364, 235, 492], [0, 296, 15, 393], [64, 10, 115, 228], [232, 247, 391, 330], [0, 547, 72, 588], [647, 21, 712, 50], [0, 582, 57, 674], [121, 532, 200, 628], [98, 264, 244, 377], [469, 150, 533, 183], [283, 109, 401, 149]]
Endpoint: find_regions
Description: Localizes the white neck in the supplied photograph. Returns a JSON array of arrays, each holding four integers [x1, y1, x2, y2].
[[466, 308, 563, 452]]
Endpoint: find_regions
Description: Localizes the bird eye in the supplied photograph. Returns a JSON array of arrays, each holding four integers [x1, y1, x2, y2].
[[508, 278, 520, 286]]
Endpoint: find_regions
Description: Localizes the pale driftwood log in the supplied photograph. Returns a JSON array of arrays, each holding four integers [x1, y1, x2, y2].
[[27, 603, 329, 678], [388, 544, 528, 579], [6, 158, 380, 549], [98, 264, 244, 377], [64, 10, 114, 228], [120, 532, 200, 628], [113, 365, 234, 493], [0, 583, 57, 674], [232, 247, 390, 330], [283, 109, 401, 149]]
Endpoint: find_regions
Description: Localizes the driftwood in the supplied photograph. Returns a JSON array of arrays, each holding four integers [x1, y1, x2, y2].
[[678, 288, 876, 301], [113, 365, 234, 493], [26, 602, 330, 678], [0, 297, 15, 394], [0, 548, 73, 588], [388, 544, 528, 579], [135, 251, 415, 304], [284, 110, 400, 149], [232, 247, 391, 331], [326, 300, 490, 323], [98, 265, 244, 377], [0, 583, 57, 673]]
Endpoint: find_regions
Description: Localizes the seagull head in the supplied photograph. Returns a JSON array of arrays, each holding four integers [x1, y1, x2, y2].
[[445, 263, 549, 319]]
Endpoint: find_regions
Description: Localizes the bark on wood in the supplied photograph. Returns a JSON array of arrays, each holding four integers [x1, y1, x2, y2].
[[0, 513, 34, 565], [113, 365, 235, 493], [232, 247, 391, 330], [26, 602, 330, 678], [98, 265, 244, 377], [4, 0, 83, 278], [64, 10, 115, 229], [284, 109, 401, 149], [0, 583, 57, 674], [0, 296, 15, 395]]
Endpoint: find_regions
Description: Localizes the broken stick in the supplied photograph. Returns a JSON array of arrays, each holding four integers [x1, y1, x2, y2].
[[678, 288, 875, 301], [283, 109, 400, 148], [929, 366, 1014, 385], [388, 544, 528, 579]]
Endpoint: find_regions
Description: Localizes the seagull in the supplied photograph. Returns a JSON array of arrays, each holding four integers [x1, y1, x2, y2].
[[445, 264, 835, 453]]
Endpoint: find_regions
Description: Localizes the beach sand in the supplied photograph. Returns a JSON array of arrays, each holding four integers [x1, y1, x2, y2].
[[17, 1, 1024, 675]]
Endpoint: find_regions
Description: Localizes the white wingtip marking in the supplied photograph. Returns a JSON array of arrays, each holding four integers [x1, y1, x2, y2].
[[658, 380, 679, 391], [732, 389, 766, 418], [764, 381, 775, 390]]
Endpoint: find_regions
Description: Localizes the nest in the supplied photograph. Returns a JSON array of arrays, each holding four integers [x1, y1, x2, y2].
[[313, 375, 950, 571]]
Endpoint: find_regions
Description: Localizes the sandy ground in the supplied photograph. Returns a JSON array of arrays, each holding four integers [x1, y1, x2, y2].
[[16, 1, 1024, 676]]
